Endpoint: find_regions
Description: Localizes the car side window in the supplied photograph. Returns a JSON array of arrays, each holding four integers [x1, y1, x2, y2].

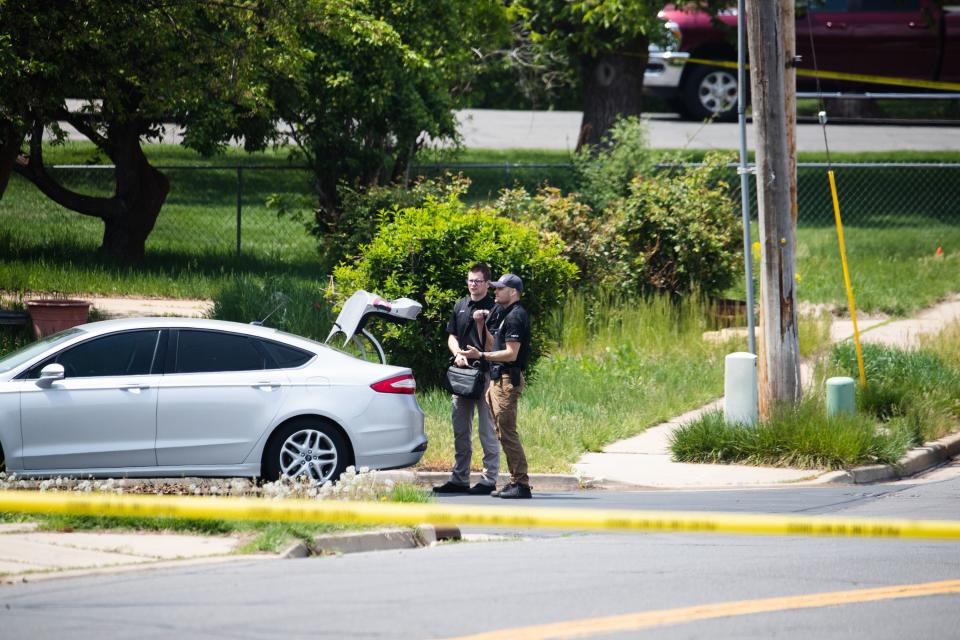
[[258, 339, 313, 369], [175, 330, 268, 373], [28, 330, 161, 379], [854, 0, 920, 11], [807, 0, 849, 11]]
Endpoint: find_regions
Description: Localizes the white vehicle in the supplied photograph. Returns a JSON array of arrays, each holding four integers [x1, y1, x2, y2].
[[0, 311, 427, 482]]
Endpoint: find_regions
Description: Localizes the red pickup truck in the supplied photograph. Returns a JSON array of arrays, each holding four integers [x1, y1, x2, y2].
[[644, 0, 960, 120]]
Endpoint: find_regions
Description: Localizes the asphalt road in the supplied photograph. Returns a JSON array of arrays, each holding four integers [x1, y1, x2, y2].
[[2, 461, 958, 639], [55, 107, 960, 153], [455, 108, 960, 152]]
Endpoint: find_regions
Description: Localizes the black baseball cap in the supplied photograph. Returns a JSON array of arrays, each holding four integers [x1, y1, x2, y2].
[[489, 273, 523, 292]]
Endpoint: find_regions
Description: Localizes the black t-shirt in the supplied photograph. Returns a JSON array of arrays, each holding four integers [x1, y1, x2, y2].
[[446, 295, 495, 351], [488, 302, 530, 372]]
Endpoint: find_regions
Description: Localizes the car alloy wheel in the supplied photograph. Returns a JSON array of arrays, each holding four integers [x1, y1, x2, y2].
[[279, 428, 339, 482], [265, 421, 350, 484]]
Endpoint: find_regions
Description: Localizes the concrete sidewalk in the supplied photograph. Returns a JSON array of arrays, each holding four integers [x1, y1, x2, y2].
[[0, 522, 247, 584], [574, 295, 960, 489]]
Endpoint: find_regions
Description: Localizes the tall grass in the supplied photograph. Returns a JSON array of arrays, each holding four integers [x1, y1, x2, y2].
[[670, 405, 910, 470], [419, 292, 741, 472], [671, 339, 960, 469]]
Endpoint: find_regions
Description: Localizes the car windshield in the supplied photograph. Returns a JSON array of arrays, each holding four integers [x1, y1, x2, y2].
[[0, 327, 85, 374]]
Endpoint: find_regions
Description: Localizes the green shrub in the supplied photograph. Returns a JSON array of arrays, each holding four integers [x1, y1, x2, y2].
[[314, 174, 472, 273], [494, 186, 611, 286], [333, 193, 578, 386], [210, 275, 335, 341], [607, 152, 741, 297], [573, 116, 655, 212]]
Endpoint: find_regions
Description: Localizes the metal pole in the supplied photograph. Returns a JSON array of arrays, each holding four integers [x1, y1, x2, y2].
[[236, 166, 243, 257], [737, 0, 756, 355]]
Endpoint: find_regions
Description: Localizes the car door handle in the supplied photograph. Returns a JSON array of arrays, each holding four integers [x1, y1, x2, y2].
[[825, 21, 847, 29], [120, 383, 150, 394], [254, 381, 281, 390]]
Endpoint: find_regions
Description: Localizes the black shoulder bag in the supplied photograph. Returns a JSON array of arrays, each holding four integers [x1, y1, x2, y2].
[[441, 361, 485, 399]]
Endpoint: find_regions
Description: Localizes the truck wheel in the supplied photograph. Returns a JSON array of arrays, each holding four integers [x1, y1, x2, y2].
[[682, 65, 739, 122]]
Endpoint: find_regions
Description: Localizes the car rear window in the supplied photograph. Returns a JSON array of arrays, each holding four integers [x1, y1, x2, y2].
[[259, 340, 313, 368]]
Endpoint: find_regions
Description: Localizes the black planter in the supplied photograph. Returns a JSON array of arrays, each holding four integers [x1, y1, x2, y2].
[[0, 310, 30, 327]]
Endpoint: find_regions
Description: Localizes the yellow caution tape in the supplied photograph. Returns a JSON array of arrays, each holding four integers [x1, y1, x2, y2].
[[2, 490, 960, 540], [685, 57, 960, 93]]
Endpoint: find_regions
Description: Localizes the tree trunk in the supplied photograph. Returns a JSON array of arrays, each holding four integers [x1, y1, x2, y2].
[[577, 41, 648, 150], [0, 119, 26, 198], [13, 117, 169, 263], [101, 125, 169, 262]]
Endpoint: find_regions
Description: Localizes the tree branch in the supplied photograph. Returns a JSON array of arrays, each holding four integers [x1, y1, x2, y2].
[[60, 110, 110, 150], [15, 120, 121, 220]]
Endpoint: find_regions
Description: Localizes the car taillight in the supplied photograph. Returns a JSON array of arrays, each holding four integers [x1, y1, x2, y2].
[[371, 374, 416, 394]]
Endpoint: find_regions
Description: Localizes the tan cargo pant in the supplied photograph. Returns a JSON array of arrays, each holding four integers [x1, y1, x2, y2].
[[486, 373, 528, 488]]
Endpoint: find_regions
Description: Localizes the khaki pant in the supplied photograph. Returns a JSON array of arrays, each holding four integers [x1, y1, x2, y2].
[[486, 373, 528, 487]]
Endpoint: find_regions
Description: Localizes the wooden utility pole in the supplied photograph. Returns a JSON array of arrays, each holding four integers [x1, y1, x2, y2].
[[746, 0, 801, 415]]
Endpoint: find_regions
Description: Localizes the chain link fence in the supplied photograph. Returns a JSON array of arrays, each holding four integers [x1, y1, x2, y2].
[[4, 162, 957, 311]]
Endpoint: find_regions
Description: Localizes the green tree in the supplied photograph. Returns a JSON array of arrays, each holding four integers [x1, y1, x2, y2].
[[0, 0, 307, 261], [269, 0, 508, 229], [511, 0, 725, 148]]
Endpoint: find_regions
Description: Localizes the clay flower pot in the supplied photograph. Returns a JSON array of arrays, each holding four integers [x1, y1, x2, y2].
[[25, 299, 91, 338]]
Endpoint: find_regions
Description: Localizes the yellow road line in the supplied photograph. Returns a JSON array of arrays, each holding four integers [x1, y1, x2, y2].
[[685, 57, 960, 92], [438, 579, 960, 640], [2, 490, 960, 540]]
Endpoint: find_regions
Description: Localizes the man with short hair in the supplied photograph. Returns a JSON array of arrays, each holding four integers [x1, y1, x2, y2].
[[460, 273, 532, 499], [433, 263, 501, 495]]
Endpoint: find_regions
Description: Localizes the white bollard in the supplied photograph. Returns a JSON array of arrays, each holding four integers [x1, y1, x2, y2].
[[724, 352, 758, 427]]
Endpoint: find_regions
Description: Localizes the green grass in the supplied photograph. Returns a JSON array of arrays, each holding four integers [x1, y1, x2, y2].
[[1, 143, 319, 298], [418, 292, 844, 473], [670, 339, 960, 469], [669, 405, 910, 469]]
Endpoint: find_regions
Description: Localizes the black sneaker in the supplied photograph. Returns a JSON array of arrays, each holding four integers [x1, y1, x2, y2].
[[489, 483, 514, 498], [432, 481, 469, 494], [499, 484, 532, 499], [467, 482, 496, 495]]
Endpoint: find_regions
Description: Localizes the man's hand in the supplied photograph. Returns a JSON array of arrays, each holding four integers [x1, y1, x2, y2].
[[459, 345, 481, 360], [453, 353, 469, 367], [472, 309, 489, 324]]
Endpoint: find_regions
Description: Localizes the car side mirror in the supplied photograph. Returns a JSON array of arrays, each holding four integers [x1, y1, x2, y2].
[[36, 363, 65, 388]]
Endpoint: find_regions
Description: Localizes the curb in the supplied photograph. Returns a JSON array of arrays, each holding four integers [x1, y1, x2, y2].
[[280, 524, 462, 559], [385, 471, 597, 492], [820, 431, 960, 485]]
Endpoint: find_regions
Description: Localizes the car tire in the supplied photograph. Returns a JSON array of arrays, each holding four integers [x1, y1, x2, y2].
[[682, 64, 740, 122], [263, 420, 350, 484]]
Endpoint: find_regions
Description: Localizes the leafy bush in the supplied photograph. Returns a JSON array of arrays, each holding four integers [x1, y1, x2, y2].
[[607, 152, 741, 297], [494, 186, 611, 285], [333, 193, 578, 386], [572, 116, 655, 212], [313, 174, 472, 273], [210, 275, 335, 342]]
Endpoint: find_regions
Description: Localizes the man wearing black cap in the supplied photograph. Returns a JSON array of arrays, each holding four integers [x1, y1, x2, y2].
[[459, 273, 532, 499]]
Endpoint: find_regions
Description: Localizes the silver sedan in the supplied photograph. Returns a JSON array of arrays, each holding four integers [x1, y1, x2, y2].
[[0, 317, 427, 482]]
